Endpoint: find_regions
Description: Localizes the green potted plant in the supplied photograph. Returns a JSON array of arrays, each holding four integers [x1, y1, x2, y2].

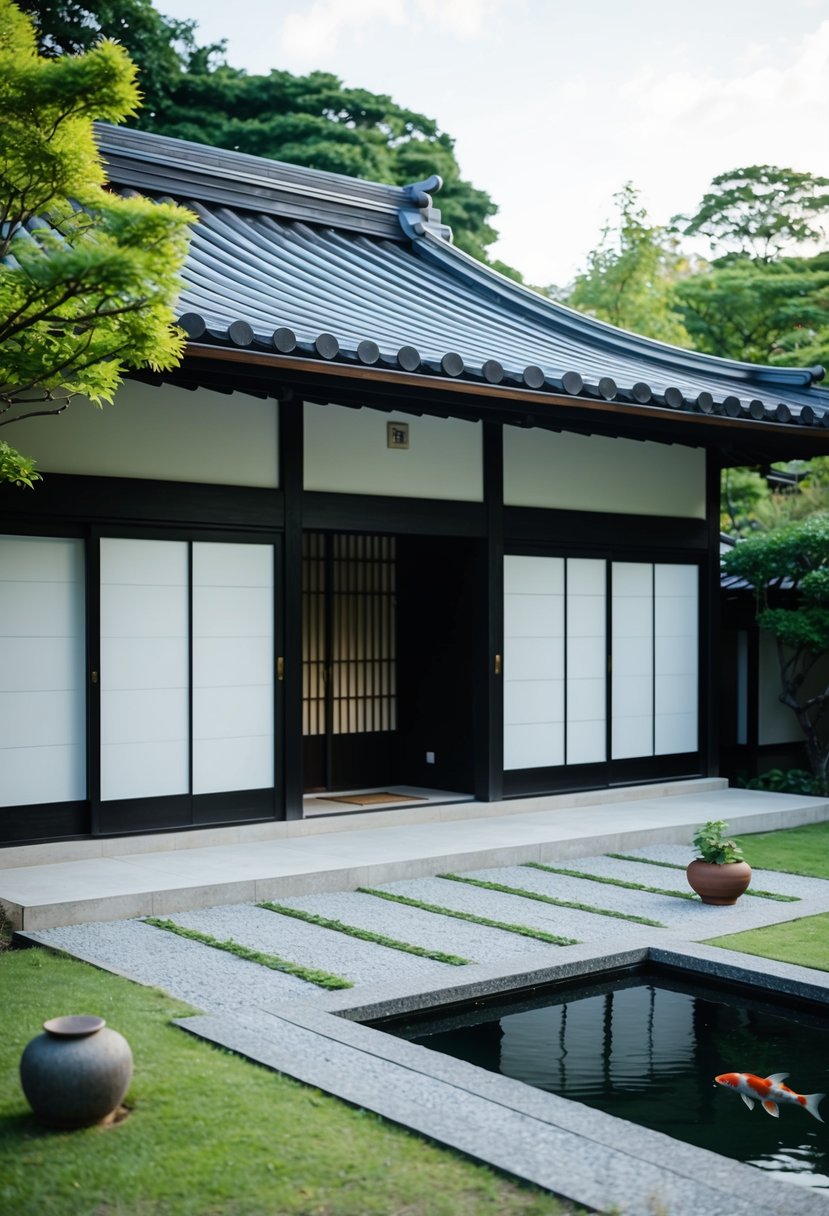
[[686, 820, 752, 905]]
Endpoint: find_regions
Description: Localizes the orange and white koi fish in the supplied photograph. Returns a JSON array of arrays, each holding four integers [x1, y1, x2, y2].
[[715, 1072, 825, 1122]]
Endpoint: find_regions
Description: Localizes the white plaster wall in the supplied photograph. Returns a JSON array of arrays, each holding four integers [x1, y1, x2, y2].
[[303, 403, 483, 501], [503, 428, 706, 519], [7, 380, 279, 487], [757, 631, 829, 746]]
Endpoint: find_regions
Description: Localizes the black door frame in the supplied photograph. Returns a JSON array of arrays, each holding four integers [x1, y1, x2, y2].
[[501, 541, 707, 798], [88, 523, 285, 837]]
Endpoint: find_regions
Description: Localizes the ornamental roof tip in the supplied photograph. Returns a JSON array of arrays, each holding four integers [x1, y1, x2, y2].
[[92, 126, 829, 430], [95, 122, 452, 242]]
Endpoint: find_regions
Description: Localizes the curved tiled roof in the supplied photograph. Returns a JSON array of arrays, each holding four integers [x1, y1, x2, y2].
[[96, 125, 829, 433]]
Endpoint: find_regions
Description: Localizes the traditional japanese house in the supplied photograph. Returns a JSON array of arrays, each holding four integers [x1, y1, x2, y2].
[[3, 125, 829, 848]]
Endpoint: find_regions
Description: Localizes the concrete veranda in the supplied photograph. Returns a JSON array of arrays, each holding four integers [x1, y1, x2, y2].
[[3, 778, 829, 931]]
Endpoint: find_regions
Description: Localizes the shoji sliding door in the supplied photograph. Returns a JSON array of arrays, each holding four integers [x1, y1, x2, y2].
[[192, 542, 274, 795], [100, 539, 190, 802], [97, 536, 277, 832], [0, 535, 86, 813], [504, 553, 700, 789]]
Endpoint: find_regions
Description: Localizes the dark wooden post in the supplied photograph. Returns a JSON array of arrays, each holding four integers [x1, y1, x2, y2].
[[475, 420, 504, 801], [704, 449, 721, 777], [280, 395, 304, 818]]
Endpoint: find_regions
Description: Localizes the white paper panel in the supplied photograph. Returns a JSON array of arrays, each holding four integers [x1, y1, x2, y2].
[[100, 537, 189, 585], [2, 745, 86, 808], [566, 636, 606, 679], [100, 539, 189, 801], [567, 721, 605, 766], [0, 581, 84, 638], [0, 536, 85, 807], [192, 542, 274, 794], [503, 554, 564, 594], [101, 741, 189, 801], [193, 736, 273, 794], [192, 541, 273, 588], [504, 723, 565, 770], [504, 556, 565, 770], [655, 713, 698, 756], [567, 678, 605, 722], [567, 557, 605, 596], [654, 563, 698, 755], [504, 680, 564, 725], [613, 716, 654, 759], [566, 559, 605, 764], [504, 593, 565, 638], [612, 563, 653, 759]]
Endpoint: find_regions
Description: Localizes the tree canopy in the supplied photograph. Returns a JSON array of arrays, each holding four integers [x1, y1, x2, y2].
[[676, 165, 829, 262], [19, 0, 507, 270], [564, 183, 692, 346], [675, 254, 829, 368], [722, 515, 829, 781], [0, 0, 192, 486]]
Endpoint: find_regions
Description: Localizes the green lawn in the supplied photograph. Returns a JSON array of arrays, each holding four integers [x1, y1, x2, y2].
[[707, 822, 829, 971], [0, 947, 576, 1216], [733, 819, 829, 878], [705, 912, 829, 973]]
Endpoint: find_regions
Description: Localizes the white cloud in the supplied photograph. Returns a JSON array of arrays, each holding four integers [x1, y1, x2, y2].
[[280, 0, 499, 59], [488, 19, 829, 283]]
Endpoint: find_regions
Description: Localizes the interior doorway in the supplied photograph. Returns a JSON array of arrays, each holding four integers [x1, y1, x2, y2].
[[301, 530, 481, 801], [302, 532, 398, 791]]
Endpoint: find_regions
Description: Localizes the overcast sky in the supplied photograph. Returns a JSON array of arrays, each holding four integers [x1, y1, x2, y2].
[[155, 0, 829, 287]]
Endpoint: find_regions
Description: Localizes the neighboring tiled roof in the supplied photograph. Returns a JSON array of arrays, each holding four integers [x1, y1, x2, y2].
[[96, 125, 829, 434]]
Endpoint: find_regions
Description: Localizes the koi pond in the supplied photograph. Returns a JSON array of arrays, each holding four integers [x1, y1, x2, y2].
[[378, 966, 829, 1188]]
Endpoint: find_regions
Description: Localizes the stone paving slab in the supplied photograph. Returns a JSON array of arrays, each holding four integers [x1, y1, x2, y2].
[[462, 862, 829, 937], [369, 875, 657, 942], [168, 903, 454, 989], [273, 889, 559, 961], [5, 783, 828, 930], [25, 917, 316, 1011], [18, 837, 829, 1212], [174, 985, 829, 1216]]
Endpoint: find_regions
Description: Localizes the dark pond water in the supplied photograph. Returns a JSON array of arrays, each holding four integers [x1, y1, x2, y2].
[[383, 968, 829, 1188]]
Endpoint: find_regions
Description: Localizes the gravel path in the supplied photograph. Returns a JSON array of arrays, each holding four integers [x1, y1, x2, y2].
[[617, 845, 829, 899], [275, 889, 558, 961], [370, 875, 653, 943], [26, 850, 829, 1017], [169, 903, 457, 989], [35, 918, 313, 1011]]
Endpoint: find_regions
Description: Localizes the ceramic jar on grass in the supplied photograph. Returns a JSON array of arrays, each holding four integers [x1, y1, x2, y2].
[[686, 819, 752, 905], [20, 1015, 133, 1127]]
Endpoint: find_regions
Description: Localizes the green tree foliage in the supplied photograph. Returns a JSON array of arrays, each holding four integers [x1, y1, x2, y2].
[[0, 0, 193, 487], [674, 254, 829, 368], [15, 0, 206, 117], [722, 515, 829, 780], [21, 0, 505, 270], [677, 165, 829, 262], [565, 183, 692, 345]]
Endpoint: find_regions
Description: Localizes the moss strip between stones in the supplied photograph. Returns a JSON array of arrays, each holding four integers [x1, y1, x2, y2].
[[145, 917, 353, 989], [526, 861, 698, 900], [437, 874, 665, 928], [257, 901, 470, 965], [605, 854, 799, 901], [358, 887, 579, 946]]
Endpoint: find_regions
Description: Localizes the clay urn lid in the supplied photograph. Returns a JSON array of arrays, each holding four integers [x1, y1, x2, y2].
[[43, 1015, 106, 1038]]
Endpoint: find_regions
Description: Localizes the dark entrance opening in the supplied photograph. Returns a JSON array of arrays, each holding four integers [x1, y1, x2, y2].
[[301, 531, 479, 799]]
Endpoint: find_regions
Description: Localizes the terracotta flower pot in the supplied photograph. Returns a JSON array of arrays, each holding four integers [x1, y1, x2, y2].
[[686, 859, 752, 905], [19, 1015, 133, 1127]]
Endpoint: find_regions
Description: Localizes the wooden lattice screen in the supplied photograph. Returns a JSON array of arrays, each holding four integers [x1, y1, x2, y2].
[[302, 533, 396, 737]]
